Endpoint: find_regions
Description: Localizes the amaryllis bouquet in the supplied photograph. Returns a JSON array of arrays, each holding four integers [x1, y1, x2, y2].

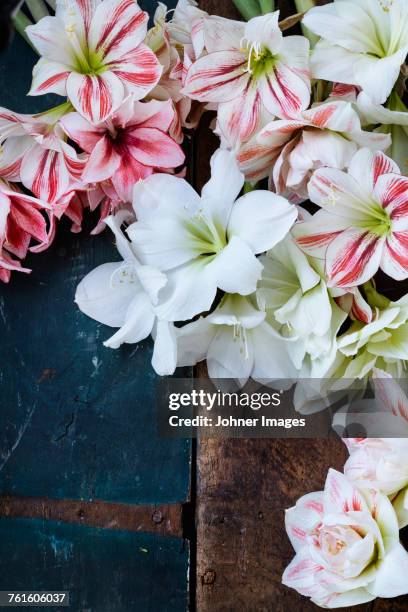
[[3, 0, 408, 608]]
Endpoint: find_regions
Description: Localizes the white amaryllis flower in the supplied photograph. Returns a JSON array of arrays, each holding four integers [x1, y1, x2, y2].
[[293, 149, 408, 288], [303, 0, 408, 105], [333, 293, 408, 381], [182, 11, 310, 145], [75, 211, 177, 376], [26, 0, 162, 123], [176, 293, 298, 385], [128, 149, 297, 322], [257, 235, 346, 375], [283, 469, 408, 608]]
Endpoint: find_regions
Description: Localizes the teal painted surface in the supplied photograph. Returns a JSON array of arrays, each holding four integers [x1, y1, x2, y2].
[[0, 3, 191, 505], [0, 518, 189, 612]]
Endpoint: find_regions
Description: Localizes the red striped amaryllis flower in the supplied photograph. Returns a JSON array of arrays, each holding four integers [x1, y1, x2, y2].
[[292, 149, 408, 288], [182, 11, 311, 146], [60, 96, 185, 202], [26, 0, 162, 124], [0, 181, 50, 283], [0, 103, 86, 207], [237, 99, 391, 198]]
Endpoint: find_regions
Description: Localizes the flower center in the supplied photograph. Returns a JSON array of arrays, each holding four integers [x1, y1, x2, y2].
[[185, 210, 228, 257], [65, 23, 106, 75], [241, 39, 276, 77]]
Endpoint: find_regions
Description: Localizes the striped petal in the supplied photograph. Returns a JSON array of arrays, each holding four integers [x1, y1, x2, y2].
[[26, 17, 75, 65], [324, 469, 368, 515], [111, 45, 162, 100], [66, 71, 124, 123], [124, 127, 184, 168], [374, 174, 408, 228], [216, 81, 262, 145], [20, 146, 70, 203], [381, 231, 408, 280], [308, 167, 370, 222], [0, 136, 33, 181], [326, 228, 384, 288], [29, 58, 70, 97], [183, 50, 248, 103], [303, 100, 360, 132], [82, 135, 121, 183], [282, 547, 326, 599], [348, 148, 400, 194], [236, 140, 278, 182], [89, 0, 148, 62], [258, 60, 310, 119], [60, 112, 105, 152], [292, 210, 349, 259]]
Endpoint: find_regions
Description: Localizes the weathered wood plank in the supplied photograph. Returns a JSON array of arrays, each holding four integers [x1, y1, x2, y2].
[[0, 517, 189, 612]]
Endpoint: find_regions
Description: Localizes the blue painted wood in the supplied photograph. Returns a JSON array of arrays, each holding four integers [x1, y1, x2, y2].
[[0, 517, 189, 612], [0, 1, 191, 506]]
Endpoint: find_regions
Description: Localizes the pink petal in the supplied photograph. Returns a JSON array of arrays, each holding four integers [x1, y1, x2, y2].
[[4, 216, 31, 259], [326, 228, 384, 287], [66, 71, 124, 124], [324, 469, 368, 514], [60, 112, 105, 153], [112, 155, 152, 202], [0, 136, 33, 181], [124, 127, 185, 168], [111, 45, 162, 100], [259, 61, 310, 119], [90, 0, 148, 62], [381, 231, 408, 280], [134, 99, 175, 132], [82, 135, 121, 183], [183, 50, 249, 103]]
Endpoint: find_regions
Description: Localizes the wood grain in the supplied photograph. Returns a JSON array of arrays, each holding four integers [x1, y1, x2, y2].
[[195, 2, 408, 611]]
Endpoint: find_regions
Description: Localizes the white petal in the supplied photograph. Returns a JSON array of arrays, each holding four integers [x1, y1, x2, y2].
[[26, 17, 75, 65], [152, 320, 177, 375], [132, 173, 200, 222], [228, 190, 297, 254], [209, 236, 263, 295], [207, 326, 254, 385], [155, 259, 218, 322], [75, 262, 136, 327], [201, 148, 244, 218], [104, 293, 155, 348], [370, 543, 408, 598], [309, 40, 361, 85], [177, 318, 215, 367], [251, 323, 299, 381]]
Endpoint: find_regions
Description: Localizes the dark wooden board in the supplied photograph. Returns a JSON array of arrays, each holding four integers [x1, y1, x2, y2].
[[0, 517, 189, 612], [195, 3, 408, 611]]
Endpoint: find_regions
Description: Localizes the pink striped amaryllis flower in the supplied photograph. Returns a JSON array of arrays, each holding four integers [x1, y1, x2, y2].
[[0, 104, 86, 208], [283, 469, 408, 608], [26, 0, 162, 124], [0, 181, 50, 283], [60, 96, 185, 202], [182, 11, 311, 145], [236, 100, 391, 196], [293, 148, 408, 288]]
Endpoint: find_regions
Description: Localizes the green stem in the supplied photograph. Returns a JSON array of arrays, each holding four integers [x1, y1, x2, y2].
[[25, 0, 49, 22], [363, 282, 390, 310], [233, 0, 261, 21], [12, 11, 37, 52], [244, 181, 258, 194], [258, 0, 275, 14], [294, 0, 319, 48]]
